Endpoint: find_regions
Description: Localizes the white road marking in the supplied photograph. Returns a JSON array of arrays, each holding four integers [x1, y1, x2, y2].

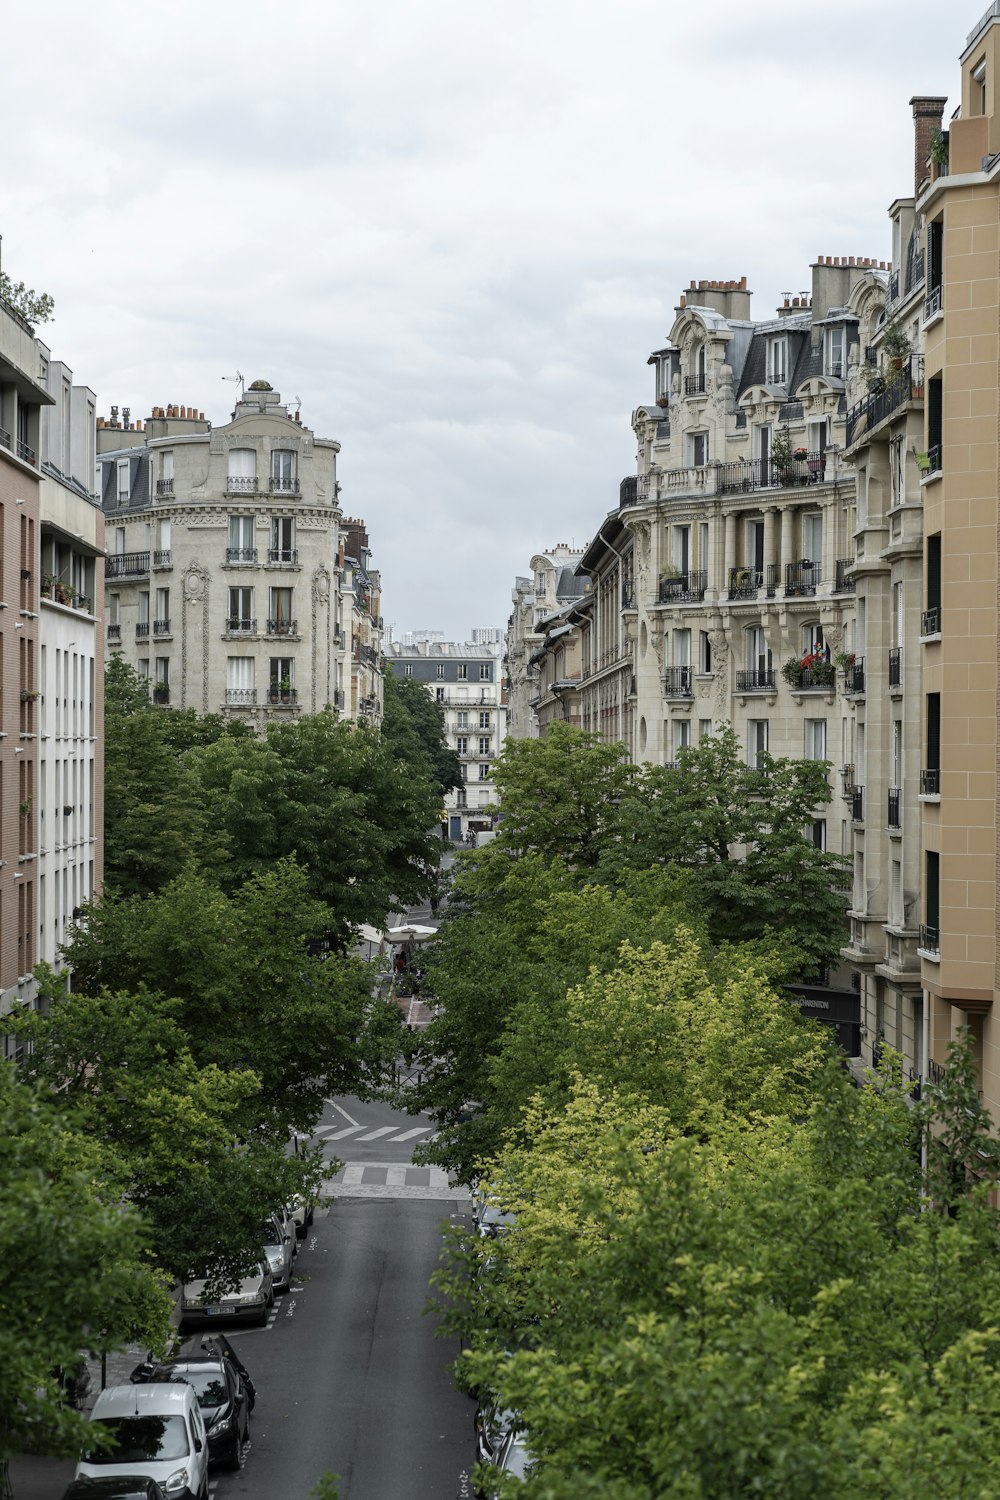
[[331, 1101, 361, 1127], [386, 1165, 408, 1186], [326, 1124, 364, 1141], [392, 1126, 433, 1141], [356, 1125, 397, 1142]]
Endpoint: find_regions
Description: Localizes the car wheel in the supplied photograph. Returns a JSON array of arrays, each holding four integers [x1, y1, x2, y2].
[[254, 1301, 269, 1327], [225, 1424, 243, 1471]]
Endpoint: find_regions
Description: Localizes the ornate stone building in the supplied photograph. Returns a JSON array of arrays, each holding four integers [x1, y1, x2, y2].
[[97, 382, 365, 726], [506, 546, 586, 740]]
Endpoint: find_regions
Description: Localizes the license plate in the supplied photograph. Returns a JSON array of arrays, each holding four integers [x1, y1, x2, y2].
[[205, 1305, 222, 1316]]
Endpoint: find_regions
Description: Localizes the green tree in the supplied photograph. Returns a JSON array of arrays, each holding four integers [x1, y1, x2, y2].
[[0, 269, 54, 325], [487, 723, 635, 870], [62, 861, 399, 1134], [0, 1061, 172, 1472], [9, 983, 327, 1286], [382, 664, 462, 797]]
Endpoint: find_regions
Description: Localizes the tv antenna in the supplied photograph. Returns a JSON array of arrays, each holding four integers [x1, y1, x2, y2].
[[222, 371, 245, 399]]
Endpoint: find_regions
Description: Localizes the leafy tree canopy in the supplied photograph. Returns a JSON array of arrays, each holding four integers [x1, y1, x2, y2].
[[0, 269, 54, 324], [0, 1061, 172, 1466], [382, 664, 462, 797]]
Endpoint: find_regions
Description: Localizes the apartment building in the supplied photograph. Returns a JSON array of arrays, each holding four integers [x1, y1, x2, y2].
[[385, 633, 507, 842], [97, 382, 352, 722], [341, 517, 384, 726], [506, 546, 586, 740]]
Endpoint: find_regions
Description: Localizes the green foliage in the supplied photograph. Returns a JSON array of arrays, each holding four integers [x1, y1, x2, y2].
[[0, 1060, 172, 1464], [62, 861, 400, 1132], [0, 269, 54, 325], [446, 1036, 1000, 1498], [382, 663, 462, 796]]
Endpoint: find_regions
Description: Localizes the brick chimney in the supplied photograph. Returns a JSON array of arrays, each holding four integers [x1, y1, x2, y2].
[[911, 96, 949, 196]]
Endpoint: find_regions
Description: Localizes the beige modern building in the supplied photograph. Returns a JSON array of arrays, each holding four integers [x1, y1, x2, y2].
[[97, 382, 357, 723], [912, 3, 1000, 1111]]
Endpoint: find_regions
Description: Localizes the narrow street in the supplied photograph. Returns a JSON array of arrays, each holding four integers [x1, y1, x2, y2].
[[11, 1095, 475, 1500]]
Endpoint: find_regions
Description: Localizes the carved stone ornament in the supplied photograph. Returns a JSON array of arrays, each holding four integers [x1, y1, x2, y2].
[[184, 567, 207, 601], [313, 567, 330, 601]]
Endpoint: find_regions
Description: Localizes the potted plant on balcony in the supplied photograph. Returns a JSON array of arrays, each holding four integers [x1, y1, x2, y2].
[[834, 651, 856, 671], [769, 430, 794, 486], [882, 320, 912, 371], [913, 449, 931, 473]]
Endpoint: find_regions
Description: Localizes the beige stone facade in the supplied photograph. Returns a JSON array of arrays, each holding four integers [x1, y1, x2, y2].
[[506, 546, 586, 740], [97, 384, 367, 726]]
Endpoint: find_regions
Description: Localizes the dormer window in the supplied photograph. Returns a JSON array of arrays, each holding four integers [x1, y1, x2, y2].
[[824, 326, 845, 379], [686, 344, 707, 396], [767, 336, 787, 385]]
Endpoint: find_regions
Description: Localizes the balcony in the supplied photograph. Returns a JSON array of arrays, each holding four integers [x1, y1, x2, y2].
[[153, 549, 172, 568], [887, 646, 902, 688], [718, 456, 822, 495], [17, 439, 36, 466], [267, 687, 298, 706], [728, 567, 763, 601], [684, 373, 707, 396], [268, 548, 298, 565], [735, 669, 776, 693], [622, 581, 636, 609], [664, 666, 693, 698], [834, 559, 856, 594], [0, 425, 10, 453], [619, 476, 638, 509], [269, 476, 300, 494], [845, 356, 924, 448], [152, 684, 170, 705], [225, 688, 257, 706], [226, 617, 257, 636], [107, 622, 121, 641], [785, 560, 820, 597], [926, 443, 942, 475], [226, 476, 258, 494], [658, 570, 707, 604], [845, 657, 866, 694], [924, 284, 943, 321], [156, 479, 174, 496], [153, 618, 171, 636], [851, 786, 864, 822], [918, 923, 940, 957], [887, 788, 901, 828], [266, 618, 297, 636], [225, 547, 258, 564], [921, 606, 941, 636], [136, 621, 150, 639], [920, 768, 940, 796], [106, 551, 150, 579]]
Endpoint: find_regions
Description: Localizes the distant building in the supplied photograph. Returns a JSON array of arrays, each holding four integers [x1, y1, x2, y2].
[[384, 632, 508, 841], [506, 546, 587, 739], [96, 382, 378, 726]]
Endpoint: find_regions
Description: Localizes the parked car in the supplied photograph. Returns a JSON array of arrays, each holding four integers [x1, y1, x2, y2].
[[482, 1426, 533, 1493], [259, 1212, 294, 1292], [477, 1205, 517, 1239], [475, 1396, 518, 1467], [273, 1202, 298, 1259], [179, 1261, 273, 1330], [288, 1192, 315, 1239], [74, 1383, 209, 1500], [129, 1334, 254, 1471], [61, 1481, 167, 1500]]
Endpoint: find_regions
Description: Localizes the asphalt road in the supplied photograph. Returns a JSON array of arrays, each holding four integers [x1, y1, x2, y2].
[[11, 1096, 476, 1500]]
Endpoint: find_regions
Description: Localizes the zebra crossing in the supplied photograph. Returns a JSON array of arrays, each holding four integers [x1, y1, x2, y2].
[[314, 1121, 435, 1145]]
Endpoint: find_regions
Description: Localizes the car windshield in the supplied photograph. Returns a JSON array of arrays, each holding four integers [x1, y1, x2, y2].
[[87, 1415, 189, 1462], [259, 1221, 280, 1249], [166, 1366, 228, 1409]]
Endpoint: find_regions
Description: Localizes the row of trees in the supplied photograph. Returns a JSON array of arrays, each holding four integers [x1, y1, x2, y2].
[[404, 725, 1000, 1495], [2, 662, 455, 1472]]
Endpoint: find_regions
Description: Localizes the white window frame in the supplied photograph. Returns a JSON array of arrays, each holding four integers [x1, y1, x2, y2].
[[805, 719, 827, 761], [824, 325, 845, 379], [117, 459, 130, 505], [747, 719, 769, 768], [767, 336, 787, 385]]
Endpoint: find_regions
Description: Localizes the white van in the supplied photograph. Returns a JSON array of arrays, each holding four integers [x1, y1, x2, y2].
[[75, 1382, 209, 1500]]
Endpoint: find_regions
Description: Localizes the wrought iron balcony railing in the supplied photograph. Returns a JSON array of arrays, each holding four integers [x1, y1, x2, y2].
[[17, 439, 36, 466], [152, 684, 170, 704], [888, 646, 902, 687], [924, 284, 943, 320], [269, 476, 300, 493], [834, 559, 856, 593], [135, 621, 150, 638], [619, 475, 638, 509], [927, 443, 942, 474], [664, 666, 693, 697], [107, 622, 121, 641], [728, 567, 763, 601], [267, 687, 298, 705], [684, 373, 707, 395], [225, 688, 257, 706], [106, 551, 150, 578], [153, 550, 172, 567], [226, 618, 257, 635], [156, 479, 174, 496], [845, 355, 924, 448], [268, 548, 298, 564], [267, 618, 297, 636], [921, 606, 941, 636], [153, 618, 171, 635], [887, 788, 901, 828], [658, 571, 707, 604], [225, 547, 258, 564], [786, 561, 820, 597], [846, 658, 866, 694], [736, 668, 776, 692], [920, 768, 940, 795], [226, 476, 258, 494], [919, 923, 940, 956], [851, 785, 865, 822], [622, 582, 636, 609]]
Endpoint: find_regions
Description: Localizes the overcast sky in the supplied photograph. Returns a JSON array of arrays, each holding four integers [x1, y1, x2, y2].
[[4, 0, 963, 640]]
